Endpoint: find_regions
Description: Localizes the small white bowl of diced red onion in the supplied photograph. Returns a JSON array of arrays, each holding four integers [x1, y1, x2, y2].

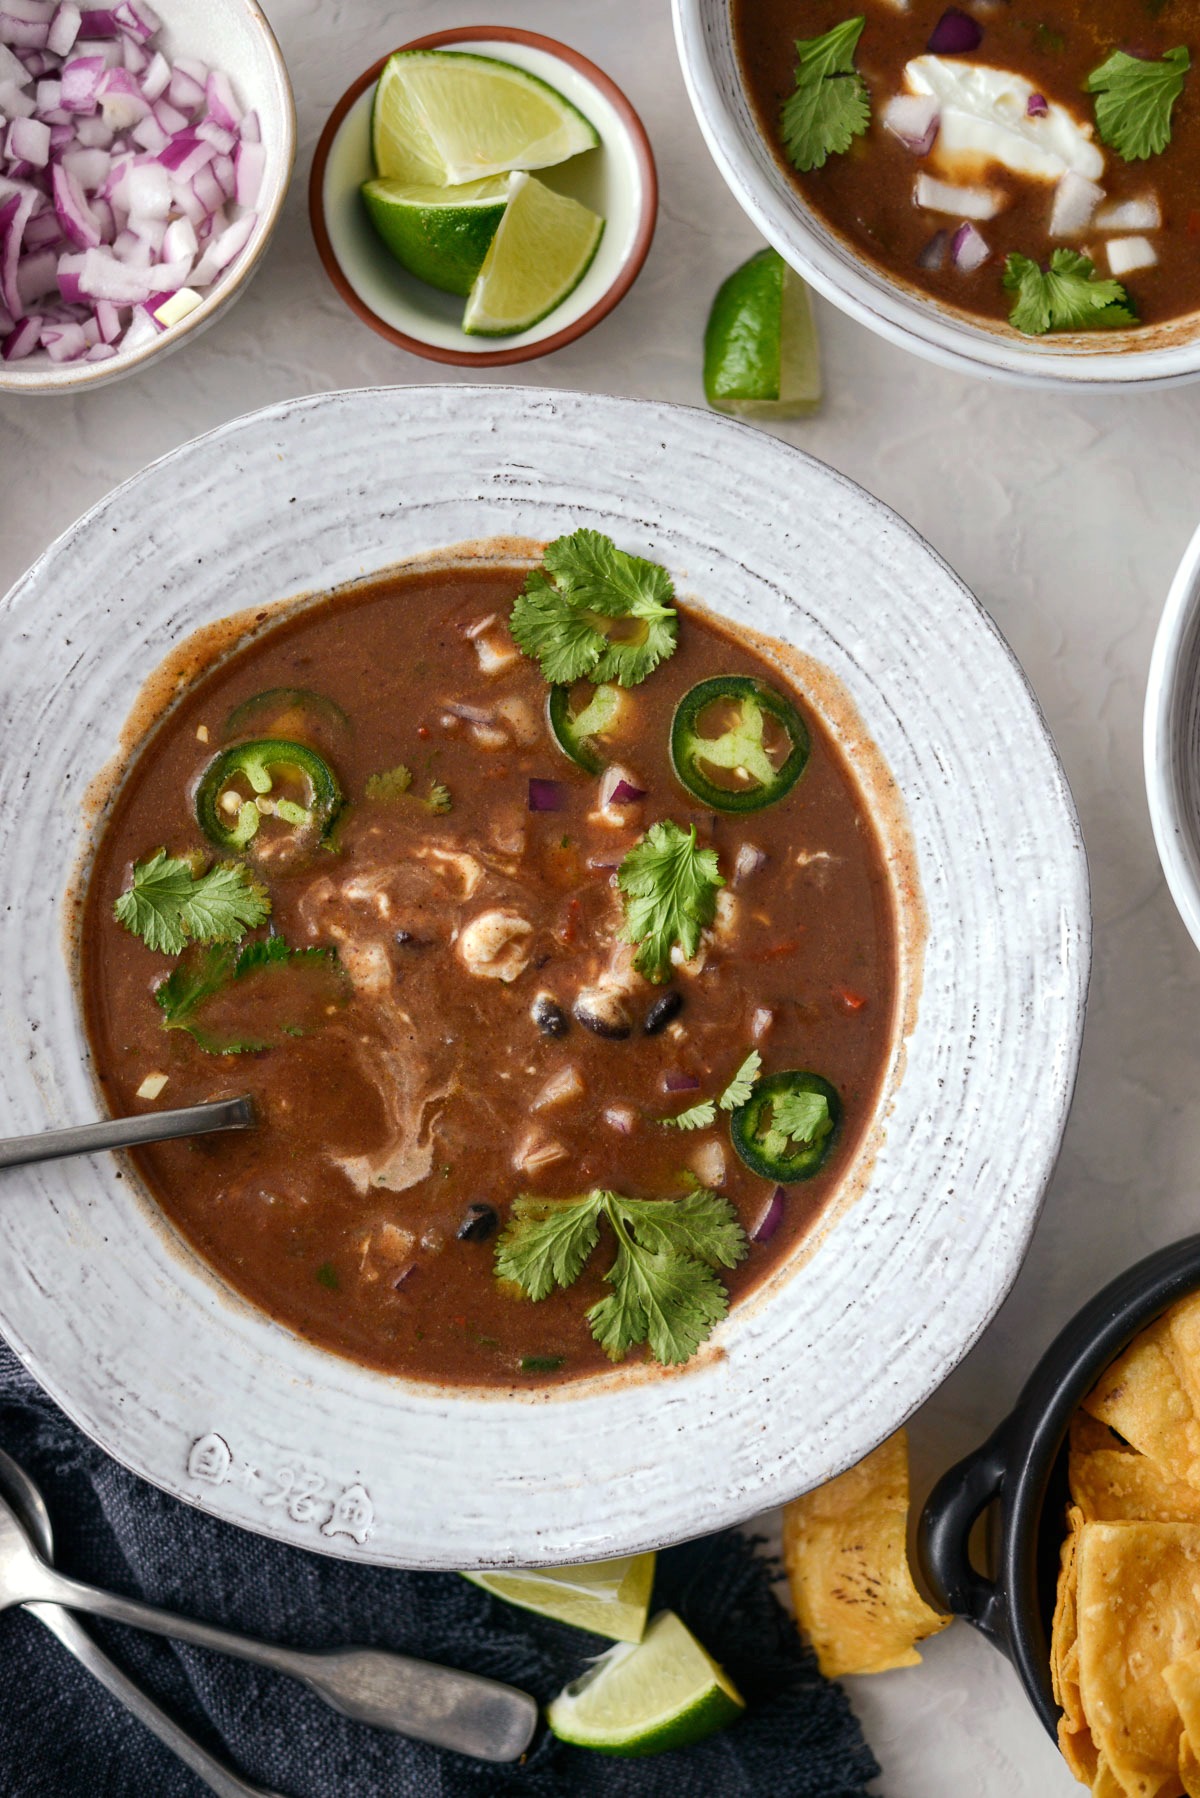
[[0, 0, 294, 391]]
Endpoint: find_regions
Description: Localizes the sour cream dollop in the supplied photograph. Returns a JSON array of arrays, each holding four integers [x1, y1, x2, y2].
[[905, 56, 1105, 183]]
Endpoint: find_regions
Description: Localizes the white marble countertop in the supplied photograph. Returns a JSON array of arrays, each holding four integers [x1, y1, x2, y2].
[[3, 1, 1198, 1791]]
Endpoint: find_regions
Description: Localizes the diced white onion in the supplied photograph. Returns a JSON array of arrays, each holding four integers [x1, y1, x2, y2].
[[1095, 194, 1162, 232], [914, 171, 1006, 220], [1049, 171, 1104, 238], [1107, 235, 1157, 277], [882, 91, 939, 154]]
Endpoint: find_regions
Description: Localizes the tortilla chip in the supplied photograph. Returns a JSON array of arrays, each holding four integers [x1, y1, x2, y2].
[[1052, 1505, 1085, 1718], [1075, 1520, 1200, 1798], [1083, 1322, 1200, 1490], [782, 1428, 950, 1678], [1071, 1434, 1200, 1526], [1164, 1654, 1200, 1798], [1072, 1409, 1138, 1458]]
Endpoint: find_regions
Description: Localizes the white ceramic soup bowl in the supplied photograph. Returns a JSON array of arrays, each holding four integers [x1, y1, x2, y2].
[[672, 0, 1200, 392], [1145, 519, 1200, 950], [0, 0, 294, 395], [0, 385, 1089, 1568]]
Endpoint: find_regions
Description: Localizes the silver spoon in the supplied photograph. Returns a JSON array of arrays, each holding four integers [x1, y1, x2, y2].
[[0, 1448, 292, 1798], [0, 1464, 538, 1763], [0, 1095, 255, 1170]]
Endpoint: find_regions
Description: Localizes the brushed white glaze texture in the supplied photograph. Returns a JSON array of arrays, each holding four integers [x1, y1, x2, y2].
[[0, 384, 1087, 1574]]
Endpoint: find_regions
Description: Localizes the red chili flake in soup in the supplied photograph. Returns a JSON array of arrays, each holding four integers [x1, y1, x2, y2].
[[81, 545, 897, 1387], [733, 0, 1200, 333]]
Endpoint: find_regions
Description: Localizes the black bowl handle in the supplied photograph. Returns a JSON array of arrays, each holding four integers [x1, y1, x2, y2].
[[919, 1429, 1012, 1654]]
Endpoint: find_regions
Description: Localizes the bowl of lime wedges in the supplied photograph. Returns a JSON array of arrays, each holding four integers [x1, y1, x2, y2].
[[310, 26, 657, 365]]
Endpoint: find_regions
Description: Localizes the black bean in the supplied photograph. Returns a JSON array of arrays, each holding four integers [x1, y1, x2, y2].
[[457, 1203, 498, 1243], [574, 992, 633, 1039], [643, 990, 684, 1035], [532, 993, 569, 1037]]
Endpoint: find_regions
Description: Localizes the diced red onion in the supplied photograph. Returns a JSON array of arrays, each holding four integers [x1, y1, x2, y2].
[[881, 92, 939, 156], [23, 204, 60, 246], [916, 228, 949, 270], [0, 38, 23, 78], [663, 1071, 701, 1092], [240, 107, 259, 146], [732, 842, 767, 883], [951, 221, 990, 272], [608, 778, 646, 804], [234, 136, 262, 207], [1026, 92, 1048, 118], [204, 66, 238, 130], [16, 241, 56, 301], [45, 4, 78, 56], [528, 778, 566, 812], [6, 113, 49, 163], [603, 1106, 636, 1136], [927, 8, 983, 53], [1, 310, 40, 355], [0, 73, 35, 112], [598, 764, 646, 809], [34, 71, 59, 103], [753, 1188, 786, 1243]]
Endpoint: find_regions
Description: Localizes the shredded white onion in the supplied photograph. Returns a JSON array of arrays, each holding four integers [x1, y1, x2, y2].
[[0, 0, 263, 365]]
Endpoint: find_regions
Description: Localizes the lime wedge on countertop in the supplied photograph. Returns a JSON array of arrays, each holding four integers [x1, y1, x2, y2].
[[704, 247, 822, 418], [545, 1609, 746, 1755], [463, 1552, 655, 1643], [462, 171, 603, 336], [371, 49, 600, 187], [360, 175, 510, 296]]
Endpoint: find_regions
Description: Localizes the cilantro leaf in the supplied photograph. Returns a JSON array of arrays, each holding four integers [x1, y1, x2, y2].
[[719, 1050, 762, 1111], [589, 1242, 729, 1367], [494, 1193, 603, 1301], [365, 765, 453, 813], [113, 849, 270, 956], [493, 1186, 749, 1366], [780, 17, 871, 174], [760, 1087, 834, 1164], [1087, 45, 1189, 161], [155, 935, 345, 1053], [660, 1098, 717, 1131], [364, 764, 413, 800], [1003, 250, 1137, 336], [617, 821, 723, 983], [509, 529, 679, 689]]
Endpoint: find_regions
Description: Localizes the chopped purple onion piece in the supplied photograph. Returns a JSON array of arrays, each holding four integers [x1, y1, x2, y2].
[[663, 1071, 701, 1092], [608, 778, 647, 804], [528, 778, 566, 812], [917, 228, 950, 271], [753, 1188, 786, 1243], [1026, 92, 1049, 118], [951, 221, 990, 273], [926, 8, 983, 54]]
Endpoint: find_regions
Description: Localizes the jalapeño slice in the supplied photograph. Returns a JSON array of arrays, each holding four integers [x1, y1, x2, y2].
[[196, 739, 343, 857], [729, 1070, 840, 1183], [671, 675, 808, 813], [547, 681, 621, 775], [223, 686, 350, 752]]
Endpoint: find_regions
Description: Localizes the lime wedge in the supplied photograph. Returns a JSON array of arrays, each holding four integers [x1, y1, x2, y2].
[[462, 172, 603, 336], [546, 1609, 746, 1756], [463, 1552, 655, 1643], [703, 248, 822, 418], [360, 175, 509, 296], [371, 49, 599, 187]]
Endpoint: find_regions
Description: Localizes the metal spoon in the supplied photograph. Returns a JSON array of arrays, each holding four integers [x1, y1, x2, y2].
[[0, 1464, 538, 1763], [0, 1448, 292, 1798], [0, 1095, 255, 1171]]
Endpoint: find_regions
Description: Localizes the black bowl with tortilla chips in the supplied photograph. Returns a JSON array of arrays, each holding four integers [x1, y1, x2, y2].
[[919, 1235, 1200, 1762]]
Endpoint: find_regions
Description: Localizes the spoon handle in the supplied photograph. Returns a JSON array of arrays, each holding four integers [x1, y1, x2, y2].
[[0, 1095, 254, 1169], [27, 1602, 292, 1798], [37, 1569, 538, 1763]]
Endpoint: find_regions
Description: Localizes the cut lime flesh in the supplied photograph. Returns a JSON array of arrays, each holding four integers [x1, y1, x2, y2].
[[361, 175, 509, 296], [546, 1609, 746, 1756], [462, 1552, 655, 1643], [462, 171, 603, 337], [371, 49, 599, 187], [704, 247, 822, 418]]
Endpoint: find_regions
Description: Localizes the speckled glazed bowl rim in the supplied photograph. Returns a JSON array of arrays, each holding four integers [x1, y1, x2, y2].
[[0, 386, 1089, 1567], [0, 0, 295, 396], [671, 0, 1200, 393], [1145, 517, 1200, 951], [307, 26, 658, 368]]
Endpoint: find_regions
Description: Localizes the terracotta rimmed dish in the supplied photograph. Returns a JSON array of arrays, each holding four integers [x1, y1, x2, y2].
[[0, 385, 1088, 1568], [0, 0, 294, 397], [308, 27, 657, 368], [672, 0, 1200, 392]]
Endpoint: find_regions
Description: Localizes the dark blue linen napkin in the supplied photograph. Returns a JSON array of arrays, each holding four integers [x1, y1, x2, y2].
[[0, 1341, 879, 1797]]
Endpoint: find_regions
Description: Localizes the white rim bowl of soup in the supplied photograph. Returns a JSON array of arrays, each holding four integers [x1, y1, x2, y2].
[[0, 386, 1088, 1566], [673, 0, 1200, 389]]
